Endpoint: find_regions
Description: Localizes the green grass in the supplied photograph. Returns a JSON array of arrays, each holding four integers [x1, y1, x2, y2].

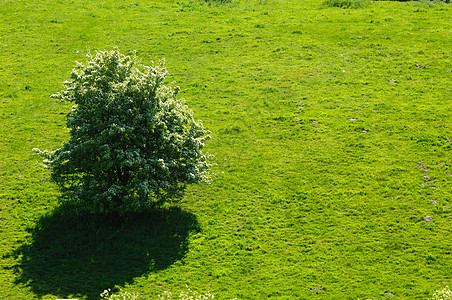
[[1, 0, 451, 299], [323, 0, 371, 9]]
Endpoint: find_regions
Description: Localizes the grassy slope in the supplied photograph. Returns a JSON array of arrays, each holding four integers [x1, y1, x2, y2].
[[1, 0, 451, 299]]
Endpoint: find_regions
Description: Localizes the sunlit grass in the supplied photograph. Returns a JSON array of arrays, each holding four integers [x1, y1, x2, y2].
[[0, 0, 451, 298]]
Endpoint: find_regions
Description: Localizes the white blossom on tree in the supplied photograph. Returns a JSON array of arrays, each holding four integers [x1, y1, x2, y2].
[[34, 49, 211, 214]]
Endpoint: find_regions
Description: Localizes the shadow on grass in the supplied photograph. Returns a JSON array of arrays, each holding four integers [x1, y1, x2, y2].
[[7, 204, 199, 299]]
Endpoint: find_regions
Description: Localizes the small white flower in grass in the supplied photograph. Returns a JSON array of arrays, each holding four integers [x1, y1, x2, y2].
[[431, 286, 452, 300]]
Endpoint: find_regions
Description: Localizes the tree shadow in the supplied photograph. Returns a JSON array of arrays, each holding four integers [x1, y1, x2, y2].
[[6, 204, 199, 299]]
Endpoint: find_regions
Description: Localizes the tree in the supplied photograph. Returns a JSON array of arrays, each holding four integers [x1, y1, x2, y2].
[[34, 49, 211, 214]]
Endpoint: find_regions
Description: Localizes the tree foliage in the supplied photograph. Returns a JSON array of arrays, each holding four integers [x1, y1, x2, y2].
[[35, 49, 211, 214]]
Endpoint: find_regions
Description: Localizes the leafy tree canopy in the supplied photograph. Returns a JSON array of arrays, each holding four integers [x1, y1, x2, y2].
[[35, 49, 211, 214]]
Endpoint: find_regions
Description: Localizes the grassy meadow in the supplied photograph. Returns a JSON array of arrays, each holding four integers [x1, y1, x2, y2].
[[1, 0, 452, 298]]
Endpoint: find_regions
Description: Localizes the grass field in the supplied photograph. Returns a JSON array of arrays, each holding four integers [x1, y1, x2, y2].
[[1, 0, 451, 299]]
